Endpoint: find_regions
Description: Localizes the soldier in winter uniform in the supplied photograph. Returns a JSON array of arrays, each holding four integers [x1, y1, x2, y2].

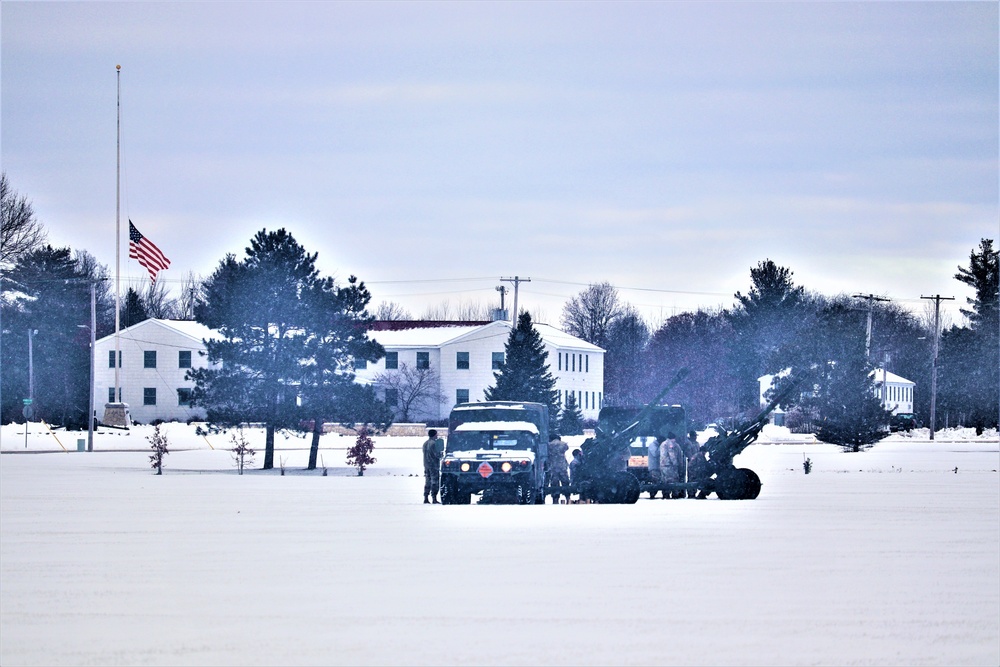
[[547, 436, 570, 504], [569, 449, 583, 486], [658, 432, 685, 498], [646, 436, 661, 498], [423, 429, 443, 504], [682, 430, 702, 498]]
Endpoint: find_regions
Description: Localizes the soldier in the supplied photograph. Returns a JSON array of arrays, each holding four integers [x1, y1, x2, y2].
[[569, 448, 583, 486], [423, 429, 443, 504], [682, 430, 701, 498], [658, 432, 684, 498], [646, 435, 661, 499], [547, 436, 570, 504]]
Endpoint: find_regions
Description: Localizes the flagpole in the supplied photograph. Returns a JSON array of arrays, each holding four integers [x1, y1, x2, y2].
[[114, 64, 121, 402]]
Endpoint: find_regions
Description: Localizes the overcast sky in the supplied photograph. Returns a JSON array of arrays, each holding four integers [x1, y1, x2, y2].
[[2, 1, 996, 326]]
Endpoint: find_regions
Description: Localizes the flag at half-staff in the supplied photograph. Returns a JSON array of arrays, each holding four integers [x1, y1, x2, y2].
[[128, 220, 171, 284]]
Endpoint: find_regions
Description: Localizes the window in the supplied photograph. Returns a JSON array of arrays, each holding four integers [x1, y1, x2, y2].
[[177, 388, 193, 406], [107, 387, 120, 403], [354, 357, 368, 370], [108, 351, 121, 368], [572, 354, 576, 372], [416, 352, 430, 369], [586, 355, 589, 372], [385, 351, 398, 370], [456, 388, 469, 404], [456, 351, 469, 370], [144, 351, 157, 369], [179, 351, 192, 369], [143, 388, 156, 406], [384, 388, 398, 407], [492, 352, 504, 370], [558, 352, 562, 371]]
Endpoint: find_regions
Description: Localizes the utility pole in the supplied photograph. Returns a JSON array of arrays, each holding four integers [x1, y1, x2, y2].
[[500, 276, 531, 324], [921, 294, 954, 441], [88, 281, 96, 451], [853, 293, 890, 358]]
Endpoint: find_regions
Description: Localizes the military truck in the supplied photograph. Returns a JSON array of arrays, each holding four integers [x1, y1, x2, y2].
[[439, 401, 549, 505]]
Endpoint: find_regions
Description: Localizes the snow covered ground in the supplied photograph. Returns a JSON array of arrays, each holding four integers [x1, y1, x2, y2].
[[1, 423, 998, 666]]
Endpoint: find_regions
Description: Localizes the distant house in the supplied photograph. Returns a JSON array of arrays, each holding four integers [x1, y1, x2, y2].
[[93, 319, 218, 424], [871, 368, 915, 415], [354, 320, 605, 422]]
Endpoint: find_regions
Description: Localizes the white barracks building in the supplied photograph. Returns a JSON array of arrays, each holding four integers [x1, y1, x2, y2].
[[93, 319, 604, 425], [354, 320, 605, 422]]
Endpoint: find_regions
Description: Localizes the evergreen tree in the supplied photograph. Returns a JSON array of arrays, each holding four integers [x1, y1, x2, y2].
[[811, 306, 891, 451], [298, 274, 391, 469], [727, 260, 808, 413], [559, 392, 584, 435], [941, 238, 999, 431], [119, 287, 149, 328], [0, 246, 108, 426], [190, 229, 384, 469], [485, 311, 560, 434]]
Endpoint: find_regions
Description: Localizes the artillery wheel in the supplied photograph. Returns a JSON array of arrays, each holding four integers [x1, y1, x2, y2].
[[617, 472, 641, 504], [592, 472, 641, 504], [715, 468, 762, 500]]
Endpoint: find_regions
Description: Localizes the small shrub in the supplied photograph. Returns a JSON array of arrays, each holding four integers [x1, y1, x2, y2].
[[803, 455, 812, 474], [147, 424, 169, 475], [347, 426, 377, 476], [230, 429, 255, 475]]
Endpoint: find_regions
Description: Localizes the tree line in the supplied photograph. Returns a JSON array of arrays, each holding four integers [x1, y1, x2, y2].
[[2, 172, 997, 450], [562, 243, 998, 439]]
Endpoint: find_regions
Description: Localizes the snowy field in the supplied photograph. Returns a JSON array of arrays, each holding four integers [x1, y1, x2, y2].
[[1, 423, 998, 666]]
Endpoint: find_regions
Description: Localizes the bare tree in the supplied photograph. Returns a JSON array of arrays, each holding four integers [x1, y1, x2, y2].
[[375, 300, 412, 320], [454, 299, 491, 320], [144, 279, 179, 319], [420, 300, 453, 320], [1, 173, 47, 265], [560, 281, 623, 347], [373, 362, 447, 422], [176, 271, 201, 320]]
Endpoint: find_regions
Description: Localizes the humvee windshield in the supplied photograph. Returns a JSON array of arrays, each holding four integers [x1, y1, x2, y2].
[[447, 431, 537, 452]]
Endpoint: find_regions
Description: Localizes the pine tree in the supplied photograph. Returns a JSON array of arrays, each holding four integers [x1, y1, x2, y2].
[[485, 312, 560, 433], [190, 229, 384, 469], [944, 238, 999, 431], [559, 392, 584, 435], [812, 316, 891, 451]]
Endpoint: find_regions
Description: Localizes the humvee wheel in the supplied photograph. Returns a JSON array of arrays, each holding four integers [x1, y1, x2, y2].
[[517, 480, 534, 505], [440, 478, 459, 505], [715, 468, 762, 500]]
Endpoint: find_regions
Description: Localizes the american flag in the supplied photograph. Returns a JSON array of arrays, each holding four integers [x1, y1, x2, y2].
[[128, 220, 171, 284]]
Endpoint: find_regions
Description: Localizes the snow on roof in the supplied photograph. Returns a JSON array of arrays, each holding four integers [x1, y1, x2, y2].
[[96, 318, 220, 345], [454, 421, 539, 434], [452, 402, 534, 411], [871, 369, 915, 386], [369, 320, 603, 352], [369, 324, 486, 347]]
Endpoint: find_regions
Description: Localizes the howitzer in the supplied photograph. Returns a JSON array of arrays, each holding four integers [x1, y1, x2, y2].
[[574, 368, 691, 504], [697, 374, 809, 500]]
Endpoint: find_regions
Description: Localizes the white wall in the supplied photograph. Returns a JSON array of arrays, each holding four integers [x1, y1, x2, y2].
[[94, 321, 212, 424]]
